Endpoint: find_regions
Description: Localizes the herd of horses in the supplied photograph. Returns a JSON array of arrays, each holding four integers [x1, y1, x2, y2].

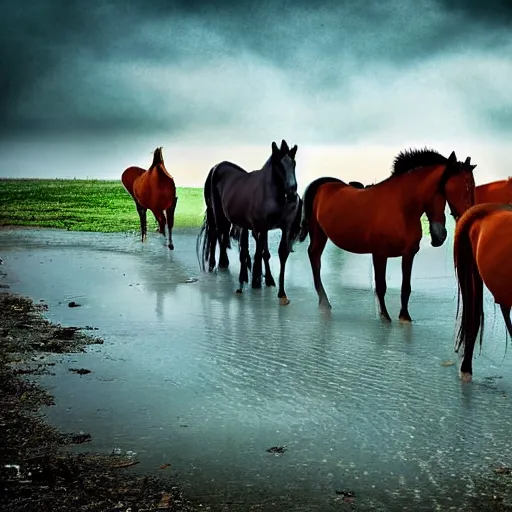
[[122, 142, 512, 382]]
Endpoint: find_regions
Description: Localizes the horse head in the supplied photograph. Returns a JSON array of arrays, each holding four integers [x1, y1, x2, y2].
[[271, 140, 298, 203], [441, 151, 477, 221]]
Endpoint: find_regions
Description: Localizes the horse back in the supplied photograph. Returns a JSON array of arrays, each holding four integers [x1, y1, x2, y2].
[[475, 179, 512, 204]]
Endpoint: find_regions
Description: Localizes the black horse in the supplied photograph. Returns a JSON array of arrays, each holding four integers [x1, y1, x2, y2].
[[196, 140, 302, 305]]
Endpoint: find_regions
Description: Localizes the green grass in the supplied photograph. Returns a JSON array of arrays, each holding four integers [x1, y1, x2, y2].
[[0, 178, 432, 236], [0, 179, 205, 233]]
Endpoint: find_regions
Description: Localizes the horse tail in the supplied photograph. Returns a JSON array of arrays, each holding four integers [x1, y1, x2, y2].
[[196, 164, 219, 271], [453, 204, 491, 355], [298, 177, 343, 243]]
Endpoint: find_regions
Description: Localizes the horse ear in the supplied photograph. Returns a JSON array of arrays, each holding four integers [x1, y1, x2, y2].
[[464, 157, 471, 165], [470, 164, 477, 171], [289, 145, 298, 159], [271, 141, 279, 156], [281, 139, 289, 153], [448, 151, 457, 162]]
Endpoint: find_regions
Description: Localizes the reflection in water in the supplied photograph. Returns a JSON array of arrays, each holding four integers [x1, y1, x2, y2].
[[2, 228, 512, 511]]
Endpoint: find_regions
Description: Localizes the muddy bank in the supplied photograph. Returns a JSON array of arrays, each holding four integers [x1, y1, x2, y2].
[[0, 291, 192, 512]]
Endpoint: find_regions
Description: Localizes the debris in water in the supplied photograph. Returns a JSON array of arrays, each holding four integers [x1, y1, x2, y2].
[[157, 492, 173, 509], [494, 466, 512, 475], [69, 432, 92, 444], [266, 446, 287, 454], [69, 368, 91, 375], [440, 360, 455, 367], [68, 301, 81, 308]]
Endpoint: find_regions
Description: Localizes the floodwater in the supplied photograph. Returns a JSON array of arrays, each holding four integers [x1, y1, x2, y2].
[[1, 226, 512, 511]]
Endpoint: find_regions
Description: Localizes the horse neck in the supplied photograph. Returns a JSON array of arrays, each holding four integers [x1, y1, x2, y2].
[[261, 158, 280, 195], [387, 165, 445, 216]]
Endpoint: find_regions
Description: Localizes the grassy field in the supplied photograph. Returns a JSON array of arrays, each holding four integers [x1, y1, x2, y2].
[[0, 178, 431, 235], [0, 179, 205, 232]]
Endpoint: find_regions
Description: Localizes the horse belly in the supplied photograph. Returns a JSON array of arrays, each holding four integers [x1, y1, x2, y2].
[[318, 208, 409, 256]]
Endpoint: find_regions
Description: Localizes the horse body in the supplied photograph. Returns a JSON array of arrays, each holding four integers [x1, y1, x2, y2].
[[213, 163, 291, 231], [312, 177, 433, 257], [121, 147, 178, 250], [197, 140, 301, 305], [475, 178, 512, 204], [454, 202, 512, 382], [299, 149, 476, 321]]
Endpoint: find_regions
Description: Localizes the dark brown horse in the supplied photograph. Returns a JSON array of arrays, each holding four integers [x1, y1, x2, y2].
[[121, 147, 178, 250], [454, 202, 512, 382], [196, 140, 302, 305], [298, 148, 476, 321]]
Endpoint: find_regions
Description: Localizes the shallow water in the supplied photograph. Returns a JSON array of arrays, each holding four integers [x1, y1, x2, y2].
[[1, 227, 512, 511]]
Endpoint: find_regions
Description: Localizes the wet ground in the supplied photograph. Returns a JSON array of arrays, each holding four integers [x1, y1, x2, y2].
[[1, 226, 512, 511]]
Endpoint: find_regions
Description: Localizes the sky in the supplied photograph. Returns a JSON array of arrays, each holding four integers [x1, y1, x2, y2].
[[0, 0, 511, 187]]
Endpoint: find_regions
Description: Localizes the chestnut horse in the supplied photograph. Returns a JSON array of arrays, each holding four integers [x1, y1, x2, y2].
[[298, 148, 476, 321], [454, 202, 512, 382], [121, 147, 178, 250], [196, 140, 301, 305], [475, 177, 512, 204]]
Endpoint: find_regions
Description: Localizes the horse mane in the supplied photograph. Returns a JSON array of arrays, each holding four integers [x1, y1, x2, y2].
[[151, 147, 164, 168], [392, 148, 447, 176]]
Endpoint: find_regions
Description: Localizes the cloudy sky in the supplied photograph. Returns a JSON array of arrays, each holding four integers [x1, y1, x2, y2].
[[0, 0, 511, 186]]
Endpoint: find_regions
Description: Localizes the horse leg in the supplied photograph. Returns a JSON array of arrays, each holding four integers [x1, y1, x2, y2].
[[500, 304, 512, 338], [136, 203, 147, 243], [218, 223, 231, 269], [165, 197, 178, 250], [236, 229, 250, 294], [459, 332, 478, 383], [277, 229, 292, 305], [398, 250, 418, 322], [251, 231, 264, 289], [262, 232, 276, 287], [307, 220, 331, 308], [372, 254, 391, 322], [154, 211, 165, 234]]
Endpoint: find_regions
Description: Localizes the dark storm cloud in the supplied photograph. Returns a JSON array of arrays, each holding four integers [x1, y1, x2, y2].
[[1, 0, 511, 140]]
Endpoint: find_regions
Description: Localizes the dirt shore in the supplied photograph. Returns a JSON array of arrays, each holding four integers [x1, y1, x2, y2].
[[0, 289, 193, 512]]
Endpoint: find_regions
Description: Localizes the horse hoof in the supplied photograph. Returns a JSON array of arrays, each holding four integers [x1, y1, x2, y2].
[[266, 279, 276, 287], [460, 371, 472, 383], [319, 300, 332, 310], [168, 243, 174, 250], [399, 316, 412, 324], [252, 281, 262, 289], [235, 288, 243, 295], [279, 296, 290, 306], [380, 314, 392, 323]]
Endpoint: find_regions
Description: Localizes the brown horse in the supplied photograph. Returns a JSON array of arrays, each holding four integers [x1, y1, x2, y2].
[[298, 148, 476, 322], [475, 177, 512, 204], [454, 202, 512, 382], [121, 147, 178, 250]]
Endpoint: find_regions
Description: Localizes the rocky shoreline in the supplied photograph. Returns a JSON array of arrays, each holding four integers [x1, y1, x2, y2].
[[0, 290, 192, 512]]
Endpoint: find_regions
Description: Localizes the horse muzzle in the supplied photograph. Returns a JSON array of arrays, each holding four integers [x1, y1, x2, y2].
[[430, 222, 447, 247]]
